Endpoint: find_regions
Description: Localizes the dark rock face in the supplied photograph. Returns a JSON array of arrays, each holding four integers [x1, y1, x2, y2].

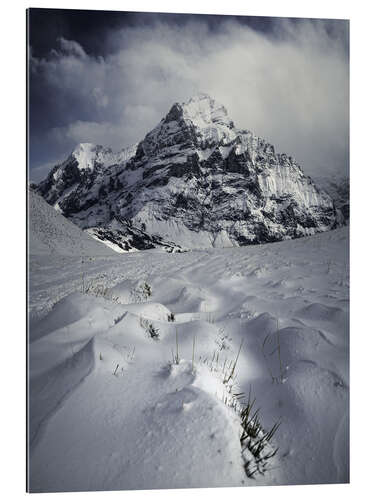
[[35, 93, 344, 250], [314, 175, 349, 223], [88, 222, 185, 253]]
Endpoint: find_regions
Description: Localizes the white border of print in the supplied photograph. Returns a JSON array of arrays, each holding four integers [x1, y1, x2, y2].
[[1, 1, 373, 500]]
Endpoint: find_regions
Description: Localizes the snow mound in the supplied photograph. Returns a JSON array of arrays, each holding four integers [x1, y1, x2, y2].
[[298, 302, 345, 322], [29, 289, 250, 491]]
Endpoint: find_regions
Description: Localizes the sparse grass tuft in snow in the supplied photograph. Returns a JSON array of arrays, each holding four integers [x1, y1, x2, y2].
[[82, 276, 120, 303], [240, 390, 281, 478], [168, 335, 280, 479], [130, 281, 153, 303], [139, 316, 160, 340], [167, 312, 175, 322]]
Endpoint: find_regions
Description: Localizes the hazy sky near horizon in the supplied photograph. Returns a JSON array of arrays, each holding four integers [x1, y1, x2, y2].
[[28, 9, 349, 182]]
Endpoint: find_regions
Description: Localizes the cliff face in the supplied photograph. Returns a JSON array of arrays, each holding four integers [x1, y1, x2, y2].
[[314, 175, 349, 223], [36, 93, 340, 250]]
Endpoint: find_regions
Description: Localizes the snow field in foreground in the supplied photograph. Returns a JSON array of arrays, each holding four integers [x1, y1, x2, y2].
[[28, 227, 349, 491]]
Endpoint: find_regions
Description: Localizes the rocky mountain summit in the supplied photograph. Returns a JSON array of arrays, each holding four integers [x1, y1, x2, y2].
[[35, 93, 343, 250]]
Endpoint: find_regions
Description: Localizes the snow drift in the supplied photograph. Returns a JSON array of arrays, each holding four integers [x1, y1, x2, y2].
[[28, 226, 349, 491]]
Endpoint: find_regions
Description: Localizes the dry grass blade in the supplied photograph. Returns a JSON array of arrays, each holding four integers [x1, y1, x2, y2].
[[224, 338, 243, 384]]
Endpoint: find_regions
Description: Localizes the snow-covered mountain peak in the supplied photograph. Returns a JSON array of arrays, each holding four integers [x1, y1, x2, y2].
[[72, 143, 107, 170], [181, 93, 232, 130], [72, 142, 101, 154], [36, 94, 345, 249], [71, 142, 137, 171], [141, 94, 237, 158]]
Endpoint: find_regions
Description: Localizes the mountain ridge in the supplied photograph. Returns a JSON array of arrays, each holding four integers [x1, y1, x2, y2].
[[34, 93, 344, 250]]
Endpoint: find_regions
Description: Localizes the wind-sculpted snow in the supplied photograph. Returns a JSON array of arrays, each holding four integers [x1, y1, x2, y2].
[[28, 227, 349, 491], [35, 93, 342, 250]]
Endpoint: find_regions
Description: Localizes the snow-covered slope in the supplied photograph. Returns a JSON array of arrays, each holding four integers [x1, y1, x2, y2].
[[29, 187, 184, 254], [35, 94, 342, 249], [28, 188, 114, 256], [28, 226, 349, 491]]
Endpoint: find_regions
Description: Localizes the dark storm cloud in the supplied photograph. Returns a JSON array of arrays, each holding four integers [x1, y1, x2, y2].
[[28, 10, 349, 182]]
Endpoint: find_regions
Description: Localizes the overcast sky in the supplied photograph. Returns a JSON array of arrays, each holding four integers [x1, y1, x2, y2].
[[28, 9, 349, 182]]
